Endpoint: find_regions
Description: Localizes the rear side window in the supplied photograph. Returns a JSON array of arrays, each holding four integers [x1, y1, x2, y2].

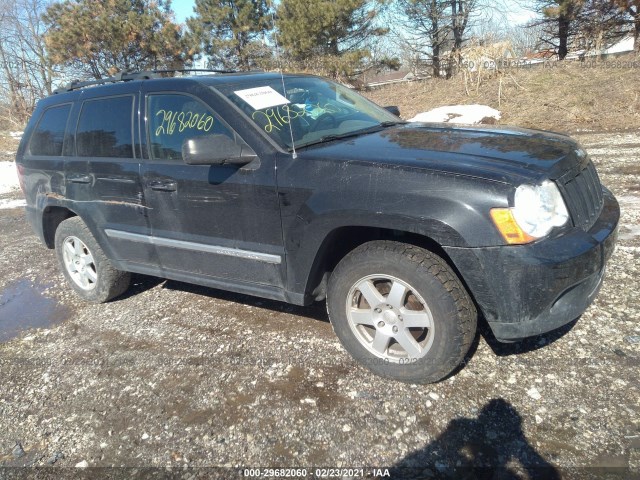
[[76, 96, 134, 158], [147, 94, 233, 161], [29, 104, 71, 156]]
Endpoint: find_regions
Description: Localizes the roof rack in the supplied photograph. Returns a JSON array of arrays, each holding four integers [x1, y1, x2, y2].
[[149, 68, 237, 76], [52, 69, 238, 94]]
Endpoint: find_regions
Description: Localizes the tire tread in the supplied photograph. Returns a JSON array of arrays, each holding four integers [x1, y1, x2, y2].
[[327, 240, 477, 383], [55, 217, 130, 303]]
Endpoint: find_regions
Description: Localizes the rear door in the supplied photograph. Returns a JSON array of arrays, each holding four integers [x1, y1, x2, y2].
[[139, 88, 284, 287], [69, 93, 154, 265]]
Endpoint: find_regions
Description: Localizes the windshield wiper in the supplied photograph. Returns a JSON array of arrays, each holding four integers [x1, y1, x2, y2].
[[296, 122, 404, 150]]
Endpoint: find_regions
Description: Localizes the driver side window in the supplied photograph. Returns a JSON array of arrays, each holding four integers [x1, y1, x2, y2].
[[147, 94, 233, 161]]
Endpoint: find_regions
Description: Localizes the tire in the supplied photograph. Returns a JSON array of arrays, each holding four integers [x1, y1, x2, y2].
[[54, 217, 131, 303], [327, 241, 477, 384]]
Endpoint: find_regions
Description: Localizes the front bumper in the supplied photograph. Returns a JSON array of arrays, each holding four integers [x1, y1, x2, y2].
[[444, 188, 619, 342]]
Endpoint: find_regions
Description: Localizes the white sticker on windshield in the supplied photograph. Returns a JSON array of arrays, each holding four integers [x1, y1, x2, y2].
[[234, 86, 290, 110]]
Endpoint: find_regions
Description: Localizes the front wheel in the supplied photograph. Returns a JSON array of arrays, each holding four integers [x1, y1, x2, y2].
[[54, 217, 131, 303], [327, 241, 477, 384]]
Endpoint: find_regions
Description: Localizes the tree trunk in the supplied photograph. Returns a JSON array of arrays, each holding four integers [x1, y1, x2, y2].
[[237, 32, 249, 71], [635, 15, 640, 52], [558, 14, 570, 60], [450, 0, 468, 75], [0, 42, 20, 115], [429, 0, 441, 78], [328, 36, 339, 56], [432, 45, 440, 78]]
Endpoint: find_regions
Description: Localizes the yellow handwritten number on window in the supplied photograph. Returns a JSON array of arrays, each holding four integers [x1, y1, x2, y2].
[[252, 105, 305, 133], [155, 110, 214, 136]]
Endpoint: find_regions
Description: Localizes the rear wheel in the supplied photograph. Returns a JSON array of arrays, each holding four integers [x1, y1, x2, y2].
[[55, 217, 130, 303], [327, 241, 476, 384]]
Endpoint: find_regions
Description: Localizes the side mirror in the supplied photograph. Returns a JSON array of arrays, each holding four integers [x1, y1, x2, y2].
[[182, 135, 257, 166], [384, 105, 401, 116]]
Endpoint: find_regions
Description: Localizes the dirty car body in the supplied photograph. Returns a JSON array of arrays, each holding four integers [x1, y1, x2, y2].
[[16, 72, 619, 382]]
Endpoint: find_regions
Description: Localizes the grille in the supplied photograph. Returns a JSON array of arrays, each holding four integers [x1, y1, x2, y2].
[[559, 160, 604, 231]]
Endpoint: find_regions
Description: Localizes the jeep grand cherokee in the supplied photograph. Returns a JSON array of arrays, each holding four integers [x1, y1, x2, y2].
[[15, 71, 619, 383]]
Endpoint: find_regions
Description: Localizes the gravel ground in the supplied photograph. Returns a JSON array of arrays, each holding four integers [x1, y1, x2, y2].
[[0, 132, 638, 479]]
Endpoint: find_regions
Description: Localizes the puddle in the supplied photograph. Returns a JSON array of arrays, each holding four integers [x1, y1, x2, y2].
[[0, 280, 71, 342]]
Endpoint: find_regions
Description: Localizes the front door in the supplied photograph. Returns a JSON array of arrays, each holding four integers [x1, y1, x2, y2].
[[140, 91, 284, 287]]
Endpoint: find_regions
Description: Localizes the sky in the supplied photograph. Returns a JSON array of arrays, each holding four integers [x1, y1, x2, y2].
[[504, 2, 538, 25], [172, 0, 195, 24], [171, 0, 538, 26]]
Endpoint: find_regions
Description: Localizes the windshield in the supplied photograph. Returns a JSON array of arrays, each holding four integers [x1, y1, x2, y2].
[[216, 76, 401, 150]]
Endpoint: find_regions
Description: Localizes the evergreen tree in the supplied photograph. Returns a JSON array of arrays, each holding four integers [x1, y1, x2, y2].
[[532, 0, 584, 60], [43, 0, 191, 79], [396, 0, 450, 78], [186, 0, 273, 71], [276, 0, 388, 78]]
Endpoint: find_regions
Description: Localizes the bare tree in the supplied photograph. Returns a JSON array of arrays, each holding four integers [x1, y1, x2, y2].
[[0, 0, 54, 127], [575, 0, 628, 57], [394, 0, 451, 77], [393, 0, 511, 78], [504, 23, 546, 56], [450, 0, 477, 65]]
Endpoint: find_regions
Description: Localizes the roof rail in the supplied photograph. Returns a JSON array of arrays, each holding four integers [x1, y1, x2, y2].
[[149, 68, 238, 75], [52, 68, 238, 94]]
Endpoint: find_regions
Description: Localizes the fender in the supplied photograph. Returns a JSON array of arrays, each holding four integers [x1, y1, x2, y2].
[[276, 152, 513, 297]]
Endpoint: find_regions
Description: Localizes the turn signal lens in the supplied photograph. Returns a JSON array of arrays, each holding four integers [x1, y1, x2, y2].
[[490, 208, 536, 245]]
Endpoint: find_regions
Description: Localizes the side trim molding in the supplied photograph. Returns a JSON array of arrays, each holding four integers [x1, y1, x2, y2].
[[104, 229, 282, 264]]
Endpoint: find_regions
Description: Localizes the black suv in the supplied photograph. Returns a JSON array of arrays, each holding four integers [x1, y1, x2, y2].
[[16, 71, 619, 383]]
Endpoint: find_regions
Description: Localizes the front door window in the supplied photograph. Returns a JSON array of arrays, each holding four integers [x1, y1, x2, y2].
[[147, 94, 234, 161]]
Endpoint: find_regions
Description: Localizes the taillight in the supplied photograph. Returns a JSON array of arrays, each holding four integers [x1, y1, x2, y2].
[[16, 163, 26, 194]]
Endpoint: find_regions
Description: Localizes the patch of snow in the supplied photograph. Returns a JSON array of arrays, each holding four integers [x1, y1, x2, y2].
[[0, 198, 26, 210], [0, 161, 20, 194], [604, 36, 634, 55], [409, 104, 501, 125], [9, 131, 23, 139]]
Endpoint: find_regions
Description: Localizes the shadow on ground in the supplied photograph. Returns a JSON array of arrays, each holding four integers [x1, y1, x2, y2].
[[478, 316, 579, 357], [115, 275, 580, 363], [117, 274, 329, 323], [390, 398, 561, 480]]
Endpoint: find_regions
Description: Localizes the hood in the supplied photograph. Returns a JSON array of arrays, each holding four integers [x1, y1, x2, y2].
[[299, 122, 585, 184]]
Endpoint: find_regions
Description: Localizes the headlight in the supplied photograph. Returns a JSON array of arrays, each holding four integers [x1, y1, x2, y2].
[[512, 181, 569, 237], [491, 180, 569, 244]]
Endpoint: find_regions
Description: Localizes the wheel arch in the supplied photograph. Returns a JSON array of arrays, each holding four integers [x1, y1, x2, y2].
[[303, 226, 470, 303], [42, 205, 77, 249]]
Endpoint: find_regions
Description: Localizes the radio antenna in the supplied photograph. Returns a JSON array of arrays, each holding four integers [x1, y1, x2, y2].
[[269, 2, 297, 159]]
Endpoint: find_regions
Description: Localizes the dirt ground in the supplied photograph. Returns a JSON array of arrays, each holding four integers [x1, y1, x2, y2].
[[0, 132, 639, 479]]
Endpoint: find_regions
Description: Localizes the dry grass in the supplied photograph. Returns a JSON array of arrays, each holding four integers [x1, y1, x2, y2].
[[0, 133, 19, 156], [364, 55, 640, 134]]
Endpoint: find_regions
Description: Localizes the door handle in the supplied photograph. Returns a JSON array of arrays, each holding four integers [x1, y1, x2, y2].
[[148, 180, 177, 192], [68, 174, 92, 184]]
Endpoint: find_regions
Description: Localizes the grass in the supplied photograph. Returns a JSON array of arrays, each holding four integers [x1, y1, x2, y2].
[[0, 133, 19, 159], [364, 55, 640, 134]]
